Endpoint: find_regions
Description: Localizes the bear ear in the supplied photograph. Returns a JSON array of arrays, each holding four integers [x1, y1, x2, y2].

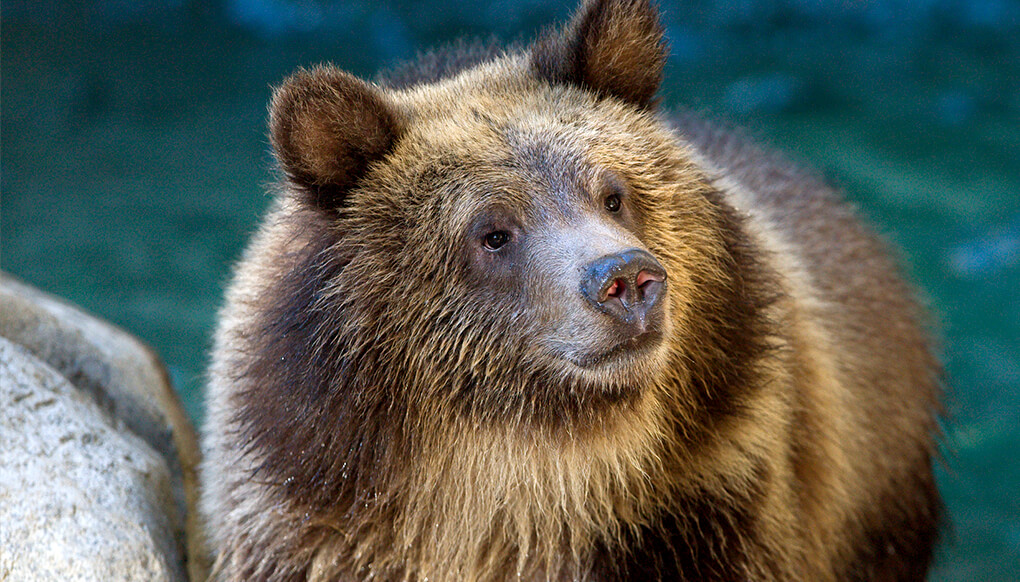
[[530, 0, 666, 108], [270, 65, 399, 211]]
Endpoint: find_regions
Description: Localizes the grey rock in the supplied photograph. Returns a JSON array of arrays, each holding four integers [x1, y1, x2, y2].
[[0, 274, 208, 580], [0, 337, 184, 581]]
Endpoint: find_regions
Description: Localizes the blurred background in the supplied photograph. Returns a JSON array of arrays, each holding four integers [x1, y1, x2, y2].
[[2, 0, 1017, 578]]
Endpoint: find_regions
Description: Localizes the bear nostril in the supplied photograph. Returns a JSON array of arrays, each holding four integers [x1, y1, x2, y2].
[[606, 278, 626, 300], [636, 269, 664, 290]]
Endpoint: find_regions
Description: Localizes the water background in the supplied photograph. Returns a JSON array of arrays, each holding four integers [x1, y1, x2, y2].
[[2, 1, 1017, 578]]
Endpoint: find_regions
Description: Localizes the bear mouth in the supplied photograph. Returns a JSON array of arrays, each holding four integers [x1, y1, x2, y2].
[[564, 330, 663, 369]]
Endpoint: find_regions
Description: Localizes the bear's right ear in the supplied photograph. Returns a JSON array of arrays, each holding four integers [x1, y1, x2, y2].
[[270, 66, 399, 211]]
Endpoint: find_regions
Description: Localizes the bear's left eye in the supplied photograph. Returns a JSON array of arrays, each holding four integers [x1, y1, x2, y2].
[[483, 230, 511, 251], [604, 192, 622, 213]]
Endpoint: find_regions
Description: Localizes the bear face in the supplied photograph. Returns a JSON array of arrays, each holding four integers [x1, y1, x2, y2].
[[258, 25, 756, 435]]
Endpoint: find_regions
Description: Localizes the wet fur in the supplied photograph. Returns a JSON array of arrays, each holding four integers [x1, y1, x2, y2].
[[201, 1, 941, 580]]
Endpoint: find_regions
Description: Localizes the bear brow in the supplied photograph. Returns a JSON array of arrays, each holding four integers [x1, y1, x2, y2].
[[504, 131, 588, 194]]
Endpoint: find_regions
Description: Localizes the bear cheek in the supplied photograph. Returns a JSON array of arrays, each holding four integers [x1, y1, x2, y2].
[[520, 240, 604, 342], [464, 240, 525, 299]]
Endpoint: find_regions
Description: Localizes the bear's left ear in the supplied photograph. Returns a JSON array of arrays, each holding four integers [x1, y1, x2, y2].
[[530, 0, 667, 109], [270, 65, 400, 212]]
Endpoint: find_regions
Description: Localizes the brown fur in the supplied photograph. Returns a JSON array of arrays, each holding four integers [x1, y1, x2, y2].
[[201, 1, 942, 580]]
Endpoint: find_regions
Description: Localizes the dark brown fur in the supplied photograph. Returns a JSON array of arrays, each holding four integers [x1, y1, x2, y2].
[[532, 0, 666, 107], [201, 1, 941, 580]]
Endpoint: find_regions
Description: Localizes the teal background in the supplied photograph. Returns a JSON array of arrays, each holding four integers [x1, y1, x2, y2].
[[2, 1, 1017, 578]]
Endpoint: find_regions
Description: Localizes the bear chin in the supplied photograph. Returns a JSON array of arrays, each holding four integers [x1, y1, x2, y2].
[[563, 329, 665, 369]]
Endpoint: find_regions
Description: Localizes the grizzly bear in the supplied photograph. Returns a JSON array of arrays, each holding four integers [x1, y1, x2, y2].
[[200, 0, 942, 580]]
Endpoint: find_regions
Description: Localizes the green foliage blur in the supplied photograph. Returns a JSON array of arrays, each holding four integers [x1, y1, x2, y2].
[[2, 1, 1017, 578]]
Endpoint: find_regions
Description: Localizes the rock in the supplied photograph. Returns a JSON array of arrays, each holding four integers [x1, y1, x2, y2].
[[0, 274, 208, 580], [0, 338, 183, 580]]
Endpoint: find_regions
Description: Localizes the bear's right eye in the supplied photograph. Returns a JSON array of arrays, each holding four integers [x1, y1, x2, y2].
[[483, 230, 511, 251]]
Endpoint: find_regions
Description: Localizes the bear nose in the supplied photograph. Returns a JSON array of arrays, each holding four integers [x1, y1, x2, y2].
[[581, 249, 667, 334]]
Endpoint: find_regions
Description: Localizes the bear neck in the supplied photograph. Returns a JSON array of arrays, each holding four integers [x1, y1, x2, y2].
[[307, 382, 680, 581]]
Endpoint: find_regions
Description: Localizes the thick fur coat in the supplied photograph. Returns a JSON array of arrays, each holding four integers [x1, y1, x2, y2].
[[201, 1, 942, 580]]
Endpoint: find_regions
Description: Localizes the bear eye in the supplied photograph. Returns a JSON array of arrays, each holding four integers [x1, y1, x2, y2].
[[604, 192, 622, 213], [482, 230, 511, 251]]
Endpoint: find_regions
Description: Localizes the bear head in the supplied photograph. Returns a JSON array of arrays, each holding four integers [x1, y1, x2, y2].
[[233, 0, 769, 518]]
